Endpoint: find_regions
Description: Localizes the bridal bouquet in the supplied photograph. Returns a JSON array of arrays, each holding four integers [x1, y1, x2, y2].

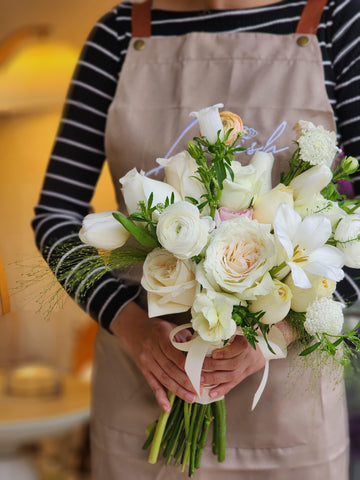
[[77, 104, 360, 476]]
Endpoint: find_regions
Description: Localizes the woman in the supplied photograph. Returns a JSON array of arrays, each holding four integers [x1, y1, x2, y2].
[[33, 0, 360, 478]]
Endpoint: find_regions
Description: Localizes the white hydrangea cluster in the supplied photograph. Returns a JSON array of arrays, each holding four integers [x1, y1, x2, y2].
[[297, 125, 337, 167], [304, 297, 344, 336]]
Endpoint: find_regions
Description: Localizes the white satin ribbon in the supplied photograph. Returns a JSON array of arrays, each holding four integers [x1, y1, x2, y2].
[[170, 323, 287, 409]]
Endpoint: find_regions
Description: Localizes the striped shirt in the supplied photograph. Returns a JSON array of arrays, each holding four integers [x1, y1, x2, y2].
[[32, 0, 360, 332]]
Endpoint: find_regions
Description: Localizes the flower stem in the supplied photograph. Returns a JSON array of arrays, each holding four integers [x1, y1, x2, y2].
[[195, 404, 212, 469], [148, 391, 176, 464]]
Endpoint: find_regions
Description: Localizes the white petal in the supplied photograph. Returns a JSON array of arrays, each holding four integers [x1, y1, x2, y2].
[[273, 204, 301, 259], [288, 262, 312, 288], [294, 214, 331, 252]]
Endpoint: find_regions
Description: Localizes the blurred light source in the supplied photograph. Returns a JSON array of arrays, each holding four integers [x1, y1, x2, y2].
[[0, 40, 78, 115]]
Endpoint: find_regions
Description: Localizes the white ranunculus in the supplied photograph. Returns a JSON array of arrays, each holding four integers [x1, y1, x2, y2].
[[79, 211, 130, 250], [334, 215, 360, 268], [197, 216, 276, 300], [219, 162, 260, 211], [141, 248, 196, 317], [156, 201, 211, 259], [253, 184, 294, 225], [248, 279, 292, 324], [156, 151, 206, 203], [249, 151, 275, 195], [119, 168, 181, 215], [304, 297, 344, 336], [191, 291, 237, 342], [284, 272, 336, 312], [290, 164, 332, 203], [190, 103, 224, 144]]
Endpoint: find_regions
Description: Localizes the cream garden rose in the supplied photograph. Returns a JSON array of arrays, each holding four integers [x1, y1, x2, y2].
[[79, 211, 130, 250], [141, 248, 196, 317], [248, 279, 292, 324], [191, 291, 237, 342], [284, 272, 336, 312], [156, 201, 211, 259], [197, 216, 276, 300]]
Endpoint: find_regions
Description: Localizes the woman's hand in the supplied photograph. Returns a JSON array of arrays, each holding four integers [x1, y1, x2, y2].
[[202, 319, 295, 400], [201, 336, 266, 400], [111, 301, 196, 412]]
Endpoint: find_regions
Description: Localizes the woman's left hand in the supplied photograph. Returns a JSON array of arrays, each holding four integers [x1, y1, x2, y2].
[[201, 335, 266, 400]]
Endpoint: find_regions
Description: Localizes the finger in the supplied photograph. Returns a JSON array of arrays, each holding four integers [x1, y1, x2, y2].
[[149, 358, 196, 403], [211, 336, 248, 360], [144, 370, 172, 412]]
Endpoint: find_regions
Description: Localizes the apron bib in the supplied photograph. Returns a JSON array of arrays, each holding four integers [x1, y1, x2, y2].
[[91, 2, 349, 478]]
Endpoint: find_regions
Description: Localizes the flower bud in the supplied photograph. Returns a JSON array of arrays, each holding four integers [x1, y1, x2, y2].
[[248, 279, 292, 324], [253, 184, 294, 224], [342, 156, 359, 175], [190, 103, 224, 144], [284, 272, 336, 312]]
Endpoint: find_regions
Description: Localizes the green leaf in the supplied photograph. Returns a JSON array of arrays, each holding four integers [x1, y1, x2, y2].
[[299, 341, 321, 356], [112, 212, 159, 248]]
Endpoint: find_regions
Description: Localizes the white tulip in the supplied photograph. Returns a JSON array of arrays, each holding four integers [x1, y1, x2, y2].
[[79, 211, 130, 250], [156, 201, 211, 259], [141, 248, 196, 318], [334, 215, 360, 268], [156, 151, 206, 203], [248, 279, 292, 324], [290, 164, 332, 203], [253, 184, 294, 225], [190, 103, 224, 144], [219, 162, 259, 211], [249, 151, 274, 195], [284, 272, 336, 312], [119, 168, 181, 215]]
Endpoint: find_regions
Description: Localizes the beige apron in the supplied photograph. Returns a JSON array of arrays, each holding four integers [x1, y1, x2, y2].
[[91, 1, 349, 478]]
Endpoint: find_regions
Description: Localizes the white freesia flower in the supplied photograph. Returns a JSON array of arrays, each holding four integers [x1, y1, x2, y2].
[[120, 168, 181, 215], [157, 201, 211, 259], [290, 164, 332, 203], [249, 151, 275, 195], [219, 162, 261, 211], [253, 184, 294, 225], [141, 248, 196, 317], [190, 103, 224, 144], [197, 216, 276, 300], [334, 215, 360, 268], [79, 211, 130, 250], [304, 297, 344, 336], [191, 291, 237, 342], [296, 124, 338, 167], [156, 151, 206, 203], [248, 279, 292, 324], [273, 203, 344, 289], [284, 272, 336, 312]]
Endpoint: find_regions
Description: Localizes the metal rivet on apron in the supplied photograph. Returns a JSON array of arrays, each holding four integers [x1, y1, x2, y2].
[[133, 39, 146, 51], [296, 36, 310, 47]]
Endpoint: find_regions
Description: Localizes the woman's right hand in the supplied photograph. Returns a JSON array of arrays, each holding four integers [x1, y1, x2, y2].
[[111, 301, 196, 412]]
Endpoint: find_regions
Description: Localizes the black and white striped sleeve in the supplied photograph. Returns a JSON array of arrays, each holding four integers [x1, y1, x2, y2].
[[32, 7, 139, 332]]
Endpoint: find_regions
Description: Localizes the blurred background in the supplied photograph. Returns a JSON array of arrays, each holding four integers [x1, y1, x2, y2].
[[1, 1, 360, 479], [0, 1, 117, 479]]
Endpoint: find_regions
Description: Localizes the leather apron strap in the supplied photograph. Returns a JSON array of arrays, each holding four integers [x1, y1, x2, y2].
[[296, 0, 328, 34], [132, 0, 152, 37]]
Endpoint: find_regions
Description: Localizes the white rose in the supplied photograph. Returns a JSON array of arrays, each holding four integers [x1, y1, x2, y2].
[[253, 184, 294, 225], [248, 279, 292, 324], [156, 151, 207, 203], [79, 211, 130, 250], [284, 272, 336, 312], [191, 291, 237, 342], [197, 216, 276, 300], [249, 151, 275, 195], [156, 201, 211, 259], [334, 215, 360, 268], [190, 103, 224, 144], [141, 248, 196, 317], [219, 162, 259, 211], [119, 168, 181, 215]]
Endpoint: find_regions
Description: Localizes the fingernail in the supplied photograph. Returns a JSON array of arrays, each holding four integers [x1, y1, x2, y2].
[[163, 404, 171, 413], [214, 352, 223, 359], [210, 390, 218, 398], [185, 393, 195, 402], [200, 375, 205, 383]]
